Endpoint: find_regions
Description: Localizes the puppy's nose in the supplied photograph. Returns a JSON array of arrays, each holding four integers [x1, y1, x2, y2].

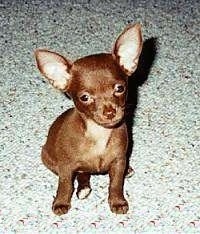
[[103, 105, 116, 120]]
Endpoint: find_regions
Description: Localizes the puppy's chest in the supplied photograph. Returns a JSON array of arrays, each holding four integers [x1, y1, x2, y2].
[[84, 120, 112, 156]]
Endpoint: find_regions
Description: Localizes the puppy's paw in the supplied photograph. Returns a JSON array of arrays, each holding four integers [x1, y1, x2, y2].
[[52, 200, 71, 216], [125, 166, 135, 178], [77, 186, 92, 200], [109, 198, 129, 214]]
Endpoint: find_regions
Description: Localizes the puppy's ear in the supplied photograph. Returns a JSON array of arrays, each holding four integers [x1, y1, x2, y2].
[[35, 49, 72, 91], [113, 23, 143, 76]]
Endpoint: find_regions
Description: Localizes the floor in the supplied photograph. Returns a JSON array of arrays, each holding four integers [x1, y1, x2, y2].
[[0, 0, 199, 233]]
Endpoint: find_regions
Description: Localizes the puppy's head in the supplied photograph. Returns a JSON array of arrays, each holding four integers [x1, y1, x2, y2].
[[35, 24, 142, 128]]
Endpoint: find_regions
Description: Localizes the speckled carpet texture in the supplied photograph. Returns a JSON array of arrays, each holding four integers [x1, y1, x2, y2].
[[0, 0, 199, 233]]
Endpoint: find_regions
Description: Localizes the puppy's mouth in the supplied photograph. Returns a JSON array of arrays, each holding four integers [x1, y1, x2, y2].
[[94, 117, 124, 128], [100, 120, 123, 128]]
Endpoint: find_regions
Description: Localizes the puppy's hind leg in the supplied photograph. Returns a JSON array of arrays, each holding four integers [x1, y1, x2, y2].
[[125, 166, 135, 178], [76, 173, 92, 199]]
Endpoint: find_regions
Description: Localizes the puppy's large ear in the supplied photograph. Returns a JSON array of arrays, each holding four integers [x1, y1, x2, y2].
[[113, 23, 143, 76], [35, 49, 72, 91]]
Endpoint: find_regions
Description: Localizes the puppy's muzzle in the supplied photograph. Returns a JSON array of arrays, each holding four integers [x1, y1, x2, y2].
[[103, 105, 116, 120]]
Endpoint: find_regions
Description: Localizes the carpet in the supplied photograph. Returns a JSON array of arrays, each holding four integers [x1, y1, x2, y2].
[[0, 0, 199, 233]]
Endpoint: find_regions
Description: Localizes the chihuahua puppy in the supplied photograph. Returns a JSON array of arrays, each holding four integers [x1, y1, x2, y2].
[[35, 23, 142, 216]]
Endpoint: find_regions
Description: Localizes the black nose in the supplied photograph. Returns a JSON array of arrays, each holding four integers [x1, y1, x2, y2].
[[103, 105, 116, 119]]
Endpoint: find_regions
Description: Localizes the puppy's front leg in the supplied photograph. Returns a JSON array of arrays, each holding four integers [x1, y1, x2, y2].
[[52, 168, 74, 216], [108, 159, 128, 214]]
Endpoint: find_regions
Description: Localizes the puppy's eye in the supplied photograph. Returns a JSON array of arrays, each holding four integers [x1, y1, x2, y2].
[[79, 93, 90, 102], [114, 84, 125, 94]]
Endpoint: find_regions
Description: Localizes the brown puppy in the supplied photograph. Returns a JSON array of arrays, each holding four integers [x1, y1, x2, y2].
[[35, 24, 142, 216]]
